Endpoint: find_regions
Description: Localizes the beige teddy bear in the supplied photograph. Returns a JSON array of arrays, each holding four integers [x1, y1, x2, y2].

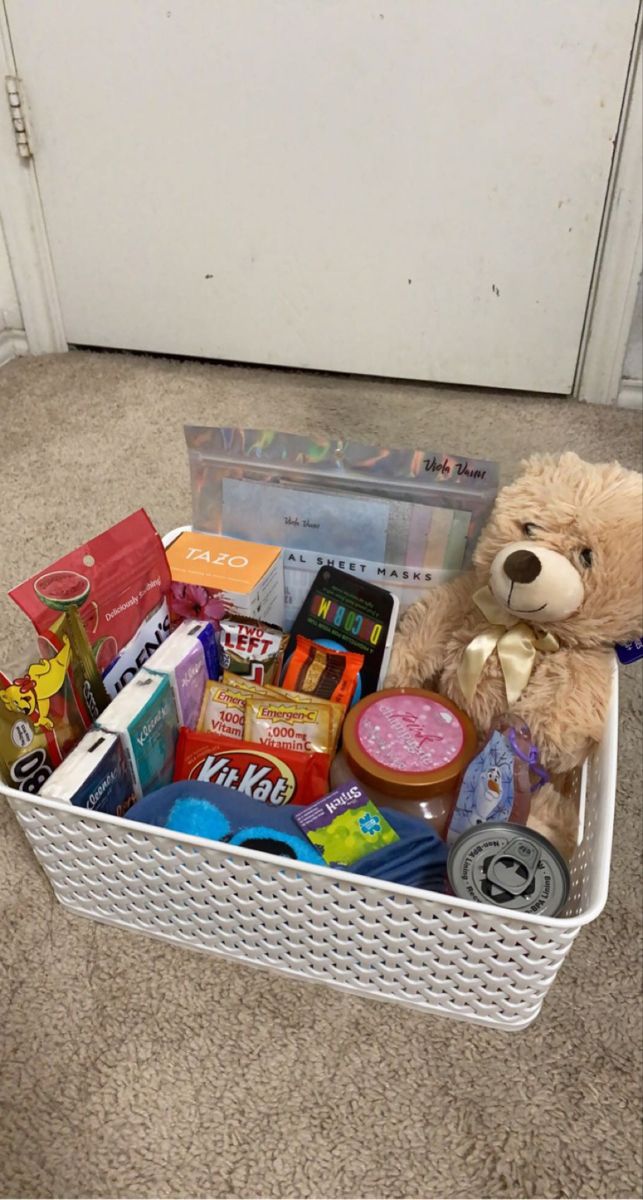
[[386, 452, 643, 859]]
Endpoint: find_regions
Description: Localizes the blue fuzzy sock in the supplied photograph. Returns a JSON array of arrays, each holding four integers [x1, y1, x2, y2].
[[165, 798, 231, 842]]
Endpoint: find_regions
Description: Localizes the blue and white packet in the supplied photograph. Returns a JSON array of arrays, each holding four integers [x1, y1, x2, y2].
[[616, 639, 643, 665], [447, 730, 515, 845], [41, 728, 137, 816]]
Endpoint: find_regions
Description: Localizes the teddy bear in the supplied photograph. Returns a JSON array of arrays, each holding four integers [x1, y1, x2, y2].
[[385, 452, 643, 859]]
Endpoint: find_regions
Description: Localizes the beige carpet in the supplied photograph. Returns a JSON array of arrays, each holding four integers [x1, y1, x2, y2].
[[0, 351, 641, 1200]]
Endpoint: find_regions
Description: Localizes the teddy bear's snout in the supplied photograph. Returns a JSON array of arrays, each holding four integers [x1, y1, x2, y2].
[[503, 548, 542, 585], [489, 540, 584, 623]]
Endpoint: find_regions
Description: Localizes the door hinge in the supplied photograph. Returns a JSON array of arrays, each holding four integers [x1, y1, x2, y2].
[[5, 75, 33, 159]]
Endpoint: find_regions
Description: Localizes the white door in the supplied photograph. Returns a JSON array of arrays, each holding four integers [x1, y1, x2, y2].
[[5, 0, 639, 392]]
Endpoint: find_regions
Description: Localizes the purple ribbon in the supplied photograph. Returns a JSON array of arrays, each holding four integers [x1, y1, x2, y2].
[[507, 726, 549, 792]]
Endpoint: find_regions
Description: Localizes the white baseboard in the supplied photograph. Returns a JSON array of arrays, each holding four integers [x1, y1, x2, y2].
[[0, 327, 29, 367], [617, 378, 643, 410]]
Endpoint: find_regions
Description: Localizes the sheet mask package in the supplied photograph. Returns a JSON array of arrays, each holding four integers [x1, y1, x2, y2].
[[97, 669, 179, 798], [147, 620, 219, 729], [41, 729, 137, 816], [183, 427, 498, 627]]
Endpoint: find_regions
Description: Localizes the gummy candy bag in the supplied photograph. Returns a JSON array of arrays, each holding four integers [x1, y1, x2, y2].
[[0, 608, 109, 793], [10, 510, 171, 697]]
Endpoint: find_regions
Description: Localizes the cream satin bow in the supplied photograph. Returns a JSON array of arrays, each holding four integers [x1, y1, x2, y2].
[[457, 586, 560, 706]]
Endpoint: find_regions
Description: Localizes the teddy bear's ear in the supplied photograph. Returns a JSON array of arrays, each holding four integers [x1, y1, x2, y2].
[[555, 451, 584, 469], [518, 451, 583, 475], [517, 452, 556, 477]]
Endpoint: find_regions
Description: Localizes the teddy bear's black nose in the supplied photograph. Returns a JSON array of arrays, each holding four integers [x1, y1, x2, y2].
[[503, 549, 542, 584]]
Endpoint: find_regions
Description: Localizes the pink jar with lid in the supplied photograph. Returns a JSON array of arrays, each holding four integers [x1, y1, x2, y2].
[[331, 688, 477, 837]]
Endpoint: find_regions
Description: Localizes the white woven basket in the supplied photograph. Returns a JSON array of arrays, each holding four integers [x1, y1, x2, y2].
[[2, 525, 619, 1030], [1, 659, 618, 1031]]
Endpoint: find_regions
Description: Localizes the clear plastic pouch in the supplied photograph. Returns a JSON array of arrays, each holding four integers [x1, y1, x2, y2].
[[184, 426, 498, 627]]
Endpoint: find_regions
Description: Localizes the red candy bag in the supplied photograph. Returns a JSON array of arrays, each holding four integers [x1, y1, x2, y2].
[[10, 510, 171, 698], [174, 729, 329, 806]]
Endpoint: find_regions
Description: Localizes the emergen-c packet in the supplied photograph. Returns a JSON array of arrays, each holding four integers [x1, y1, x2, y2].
[[198, 679, 247, 739], [10, 510, 171, 698], [244, 696, 332, 755], [221, 672, 343, 751]]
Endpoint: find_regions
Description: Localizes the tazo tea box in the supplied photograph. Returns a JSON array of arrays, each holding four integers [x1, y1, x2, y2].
[[166, 532, 284, 629], [41, 729, 137, 816], [97, 670, 179, 797]]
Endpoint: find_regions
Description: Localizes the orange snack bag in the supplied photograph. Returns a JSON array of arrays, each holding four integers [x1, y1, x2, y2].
[[245, 696, 332, 755], [281, 637, 363, 708], [197, 680, 247, 740]]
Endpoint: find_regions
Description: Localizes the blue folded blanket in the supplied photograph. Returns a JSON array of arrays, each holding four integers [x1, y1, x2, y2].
[[127, 782, 447, 893]]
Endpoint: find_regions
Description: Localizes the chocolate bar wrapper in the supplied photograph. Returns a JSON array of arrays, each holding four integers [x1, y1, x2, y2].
[[175, 728, 329, 806], [220, 617, 288, 686], [281, 636, 363, 708]]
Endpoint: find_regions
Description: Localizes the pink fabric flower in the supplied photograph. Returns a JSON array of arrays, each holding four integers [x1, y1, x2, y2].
[[170, 582, 228, 628]]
